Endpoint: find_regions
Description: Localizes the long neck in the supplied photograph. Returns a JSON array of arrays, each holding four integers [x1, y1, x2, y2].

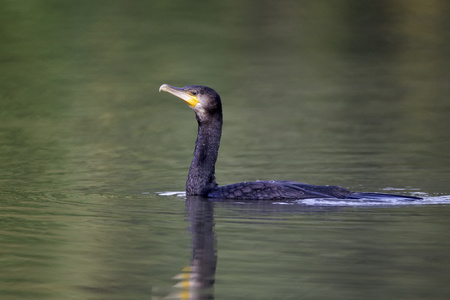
[[186, 112, 222, 196]]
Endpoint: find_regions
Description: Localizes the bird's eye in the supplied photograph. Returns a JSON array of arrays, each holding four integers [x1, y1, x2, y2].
[[192, 91, 198, 96]]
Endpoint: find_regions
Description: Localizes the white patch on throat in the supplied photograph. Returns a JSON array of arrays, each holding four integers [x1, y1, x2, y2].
[[193, 104, 209, 121]]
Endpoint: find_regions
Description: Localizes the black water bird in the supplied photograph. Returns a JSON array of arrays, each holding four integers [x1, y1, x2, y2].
[[159, 84, 420, 201]]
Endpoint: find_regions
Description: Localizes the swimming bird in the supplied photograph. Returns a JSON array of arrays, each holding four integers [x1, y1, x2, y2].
[[159, 84, 420, 201]]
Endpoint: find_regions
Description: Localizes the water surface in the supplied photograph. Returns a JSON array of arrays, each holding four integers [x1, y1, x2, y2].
[[1, 1, 450, 299]]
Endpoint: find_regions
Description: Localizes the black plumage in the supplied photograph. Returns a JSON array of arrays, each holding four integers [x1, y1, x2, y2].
[[159, 84, 420, 201]]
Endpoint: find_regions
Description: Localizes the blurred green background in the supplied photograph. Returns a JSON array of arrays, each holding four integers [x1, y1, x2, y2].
[[1, 0, 449, 195], [1, 1, 450, 299]]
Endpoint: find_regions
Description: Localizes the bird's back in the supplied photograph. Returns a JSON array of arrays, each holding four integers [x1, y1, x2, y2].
[[207, 180, 353, 200]]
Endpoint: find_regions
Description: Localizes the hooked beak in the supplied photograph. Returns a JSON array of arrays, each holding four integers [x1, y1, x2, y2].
[[159, 84, 200, 108]]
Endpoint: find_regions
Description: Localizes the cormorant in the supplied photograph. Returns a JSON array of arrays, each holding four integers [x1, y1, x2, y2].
[[159, 84, 420, 201]]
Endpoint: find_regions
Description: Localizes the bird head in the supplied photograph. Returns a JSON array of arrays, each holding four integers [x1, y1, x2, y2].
[[159, 84, 222, 121]]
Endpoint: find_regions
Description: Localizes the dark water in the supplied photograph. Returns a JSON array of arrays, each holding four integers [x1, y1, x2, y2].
[[1, 1, 450, 299]]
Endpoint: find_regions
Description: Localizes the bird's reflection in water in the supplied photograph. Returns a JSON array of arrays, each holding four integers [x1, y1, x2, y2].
[[169, 196, 217, 300]]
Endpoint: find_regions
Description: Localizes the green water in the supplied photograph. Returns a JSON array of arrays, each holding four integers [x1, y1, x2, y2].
[[1, 1, 450, 299]]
